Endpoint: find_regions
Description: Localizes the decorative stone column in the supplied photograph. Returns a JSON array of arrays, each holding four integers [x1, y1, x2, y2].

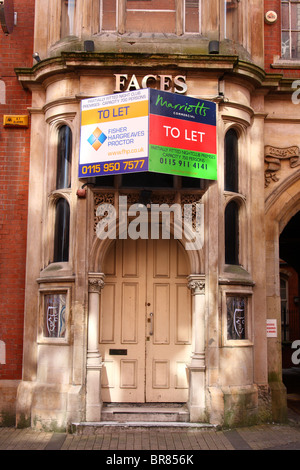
[[187, 274, 206, 422], [86, 273, 105, 422]]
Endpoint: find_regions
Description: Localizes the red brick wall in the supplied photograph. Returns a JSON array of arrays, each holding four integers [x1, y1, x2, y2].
[[0, 0, 34, 380], [264, 0, 300, 78]]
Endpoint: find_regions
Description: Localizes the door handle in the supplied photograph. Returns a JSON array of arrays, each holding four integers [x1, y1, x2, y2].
[[149, 312, 154, 336]]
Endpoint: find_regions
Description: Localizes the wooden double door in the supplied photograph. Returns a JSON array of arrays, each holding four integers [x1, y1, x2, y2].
[[99, 237, 192, 403]]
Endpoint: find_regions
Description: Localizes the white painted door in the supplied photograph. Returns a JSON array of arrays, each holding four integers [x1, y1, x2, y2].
[[99, 237, 191, 403]]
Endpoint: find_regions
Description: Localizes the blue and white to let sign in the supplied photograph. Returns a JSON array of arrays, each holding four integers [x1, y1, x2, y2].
[[79, 89, 149, 177]]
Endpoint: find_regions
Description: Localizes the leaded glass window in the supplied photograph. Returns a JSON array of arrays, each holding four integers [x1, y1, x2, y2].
[[43, 294, 66, 338], [227, 296, 246, 340]]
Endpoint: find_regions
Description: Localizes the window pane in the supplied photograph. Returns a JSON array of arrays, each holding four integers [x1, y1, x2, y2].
[[227, 296, 246, 340], [121, 171, 173, 188], [281, 2, 289, 30], [225, 200, 239, 265], [282, 30, 290, 58], [56, 126, 72, 189], [181, 176, 204, 188], [54, 198, 70, 262], [61, 0, 76, 37], [94, 175, 115, 187], [126, 0, 176, 33], [225, 0, 239, 41], [185, 0, 200, 33], [44, 294, 66, 338], [224, 129, 238, 192], [291, 30, 300, 58], [281, 1, 300, 58], [102, 0, 116, 31], [290, 2, 300, 28]]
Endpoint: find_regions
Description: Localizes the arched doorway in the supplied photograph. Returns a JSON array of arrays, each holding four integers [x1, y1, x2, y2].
[[265, 176, 300, 422], [99, 236, 192, 403], [280, 211, 300, 402]]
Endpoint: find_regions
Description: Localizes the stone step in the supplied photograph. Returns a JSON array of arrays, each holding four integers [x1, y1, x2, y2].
[[70, 404, 218, 433], [101, 403, 190, 423], [71, 421, 216, 435]]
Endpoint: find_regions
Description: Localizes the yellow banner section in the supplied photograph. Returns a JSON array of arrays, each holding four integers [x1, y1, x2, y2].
[[81, 99, 149, 126]]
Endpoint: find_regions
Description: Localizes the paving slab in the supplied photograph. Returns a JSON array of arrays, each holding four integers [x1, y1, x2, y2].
[[1, 421, 300, 452]]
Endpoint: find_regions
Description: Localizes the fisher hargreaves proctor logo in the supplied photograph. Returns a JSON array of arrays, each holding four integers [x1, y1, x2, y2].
[[87, 127, 107, 151]]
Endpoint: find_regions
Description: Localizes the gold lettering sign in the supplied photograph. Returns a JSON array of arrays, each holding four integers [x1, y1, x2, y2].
[[114, 74, 187, 94], [3, 115, 29, 128]]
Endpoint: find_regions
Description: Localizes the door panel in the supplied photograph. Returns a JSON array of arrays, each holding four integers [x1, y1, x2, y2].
[[100, 239, 146, 402], [99, 237, 191, 403], [152, 283, 170, 344], [146, 239, 191, 402]]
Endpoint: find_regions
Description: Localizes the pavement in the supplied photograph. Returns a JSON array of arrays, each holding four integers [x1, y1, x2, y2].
[[1, 410, 300, 452], [1, 368, 300, 453]]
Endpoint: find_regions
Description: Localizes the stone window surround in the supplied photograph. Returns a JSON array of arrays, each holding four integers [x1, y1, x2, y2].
[[43, 114, 76, 269], [220, 284, 254, 348], [37, 285, 72, 345]]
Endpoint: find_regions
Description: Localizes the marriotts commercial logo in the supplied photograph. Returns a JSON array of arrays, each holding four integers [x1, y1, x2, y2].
[[79, 89, 217, 179]]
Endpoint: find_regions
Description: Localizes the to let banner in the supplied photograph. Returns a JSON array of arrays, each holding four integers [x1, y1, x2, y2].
[[79, 89, 217, 180]]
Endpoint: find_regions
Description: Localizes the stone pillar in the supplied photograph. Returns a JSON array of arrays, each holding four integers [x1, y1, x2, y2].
[[86, 274, 105, 422], [187, 274, 207, 422]]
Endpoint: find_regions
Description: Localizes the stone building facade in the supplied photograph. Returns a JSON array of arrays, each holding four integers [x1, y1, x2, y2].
[[1, 0, 300, 430], [0, 0, 34, 426]]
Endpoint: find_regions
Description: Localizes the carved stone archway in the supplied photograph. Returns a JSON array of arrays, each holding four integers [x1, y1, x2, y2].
[[86, 237, 207, 422], [265, 175, 300, 421]]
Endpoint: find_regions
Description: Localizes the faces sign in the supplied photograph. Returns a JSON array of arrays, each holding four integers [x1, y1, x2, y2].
[[79, 89, 217, 180]]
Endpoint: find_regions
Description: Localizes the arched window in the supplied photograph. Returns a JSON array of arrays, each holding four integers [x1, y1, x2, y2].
[[225, 200, 239, 265], [224, 128, 238, 192], [56, 125, 72, 189], [54, 198, 70, 262]]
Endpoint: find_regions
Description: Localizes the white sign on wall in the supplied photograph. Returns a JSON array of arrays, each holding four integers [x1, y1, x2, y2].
[[266, 319, 277, 338]]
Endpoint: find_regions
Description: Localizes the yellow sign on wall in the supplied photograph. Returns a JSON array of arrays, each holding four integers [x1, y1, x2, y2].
[[3, 115, 29, 128]]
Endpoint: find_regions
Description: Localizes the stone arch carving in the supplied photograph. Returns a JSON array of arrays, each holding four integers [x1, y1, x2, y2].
[[264, 145, 300, 189], [89, 219, 204, 275], [87, 217, 207, 422], [265, 176, 300, 385]]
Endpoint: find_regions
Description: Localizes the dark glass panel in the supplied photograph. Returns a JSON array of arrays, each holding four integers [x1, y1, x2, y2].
[[224, 128, 238, 192], [121, 172, 173, 188], [225, 200, 239, 265], [54, 198, 70, 262], [56, 125, 72, 189]]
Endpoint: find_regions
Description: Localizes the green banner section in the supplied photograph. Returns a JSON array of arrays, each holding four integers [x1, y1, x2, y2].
[[149, 144, 217, 179]]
